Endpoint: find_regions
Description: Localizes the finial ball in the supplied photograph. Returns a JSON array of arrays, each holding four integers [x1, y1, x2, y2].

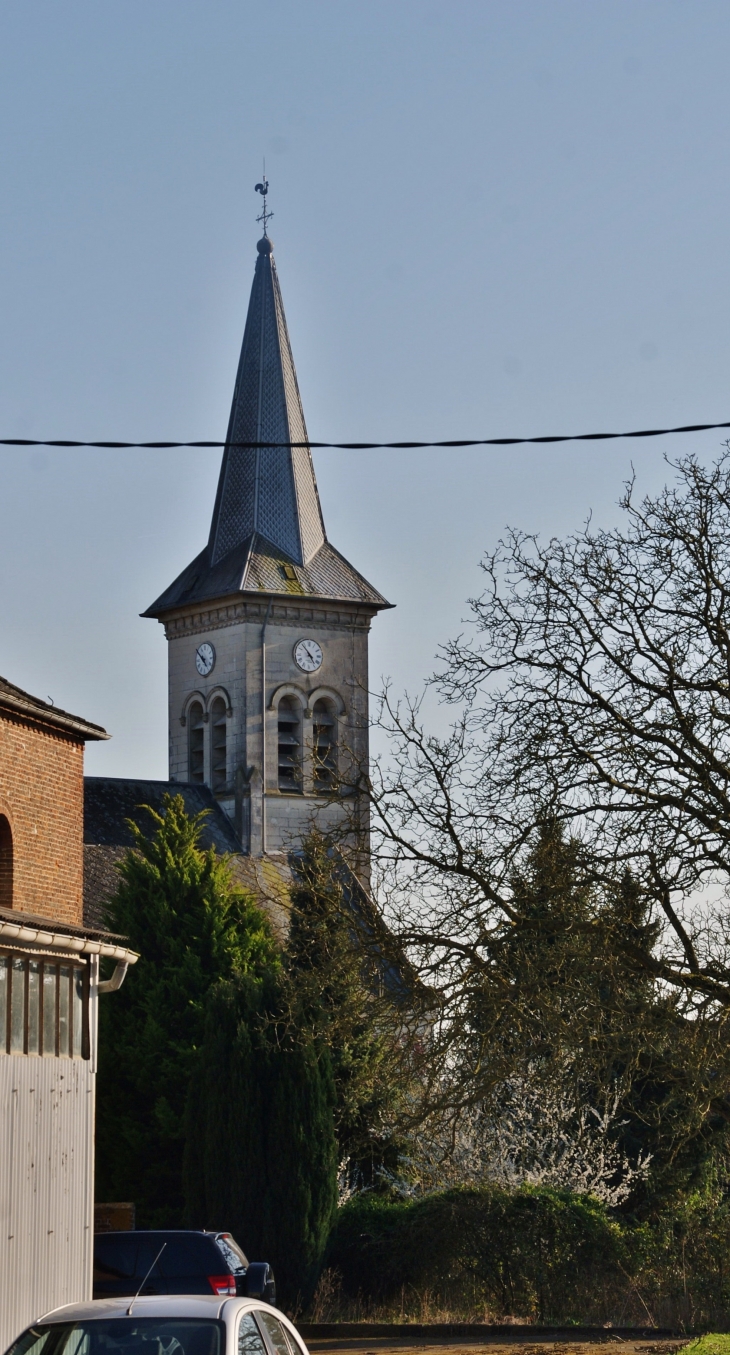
[[257, 236, 274, 255]]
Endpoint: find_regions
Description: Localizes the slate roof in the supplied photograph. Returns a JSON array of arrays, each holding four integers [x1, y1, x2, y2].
[[313, 849, 421, 1004], [0, 676, 108, 742], [84, 778, 243, 852], [144, 236, 390, 619], [83, 778, 249, 929], [209, 236, 325, 569], [82, 780, 417, 999], [144, 533, 390, 616]]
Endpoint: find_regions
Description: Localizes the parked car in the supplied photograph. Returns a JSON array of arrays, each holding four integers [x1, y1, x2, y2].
[[4, 1296, 304, 1355], [92, 1231, 276, 1306]]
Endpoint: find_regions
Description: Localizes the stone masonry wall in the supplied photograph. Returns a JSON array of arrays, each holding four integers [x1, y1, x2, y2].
[[163, 597, 373, 862], [0, 712, 85, 926]]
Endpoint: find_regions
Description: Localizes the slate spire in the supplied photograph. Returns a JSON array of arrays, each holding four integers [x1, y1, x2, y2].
[[144, 232, 390, 618], [208, 235, 325, 568]]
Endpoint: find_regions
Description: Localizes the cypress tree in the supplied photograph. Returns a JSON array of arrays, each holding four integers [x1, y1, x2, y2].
[[284, 832, 416, 1188], [185, 971, 338, 1310], [96, 793, 278, 1225]]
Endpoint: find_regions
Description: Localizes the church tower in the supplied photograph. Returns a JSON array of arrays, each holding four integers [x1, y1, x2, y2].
[[144, 224, 391, 865]]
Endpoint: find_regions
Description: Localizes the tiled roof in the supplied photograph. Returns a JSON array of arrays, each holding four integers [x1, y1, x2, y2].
[[0, 676, 108, 742]]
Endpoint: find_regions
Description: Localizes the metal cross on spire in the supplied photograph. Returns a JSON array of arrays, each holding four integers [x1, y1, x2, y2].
[[254, 165, 273, 236]]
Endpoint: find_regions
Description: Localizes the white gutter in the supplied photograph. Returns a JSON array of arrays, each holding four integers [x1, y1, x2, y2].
[[0, 919, 138, 991], [97, 962, 131, 993]]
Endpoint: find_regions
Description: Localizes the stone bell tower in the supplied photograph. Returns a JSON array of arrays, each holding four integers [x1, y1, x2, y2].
[[143, 223, 391, 865]]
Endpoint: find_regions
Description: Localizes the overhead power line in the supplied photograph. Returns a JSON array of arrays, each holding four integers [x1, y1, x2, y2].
[[2, 419, 730, 450]]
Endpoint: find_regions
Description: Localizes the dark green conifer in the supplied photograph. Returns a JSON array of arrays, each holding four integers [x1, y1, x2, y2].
[[184, 971, 338, 1310], [284, 833, 415, 1188], [96, 793, 277, 1225]]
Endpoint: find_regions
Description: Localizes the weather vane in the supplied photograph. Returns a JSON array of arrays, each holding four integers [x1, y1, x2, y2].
[[255, 164, 273, 236]]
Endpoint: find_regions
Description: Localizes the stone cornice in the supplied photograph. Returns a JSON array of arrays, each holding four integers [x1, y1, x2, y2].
[[162, 594, 376, 640]]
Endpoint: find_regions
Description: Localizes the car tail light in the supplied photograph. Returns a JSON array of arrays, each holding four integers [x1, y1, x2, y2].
[[208, 1274, 236, 1296]]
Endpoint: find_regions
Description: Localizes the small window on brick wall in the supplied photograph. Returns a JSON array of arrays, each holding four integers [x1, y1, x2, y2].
[[0, 816, 12, 910], [211, 697, 227, 794], [278, 698, 302, 792], [188, 701, 205, 784], [0, 952, 89, 1058]]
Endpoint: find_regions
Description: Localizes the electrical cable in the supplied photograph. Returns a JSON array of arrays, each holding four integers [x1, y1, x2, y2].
[[2, 419, 730, 451]]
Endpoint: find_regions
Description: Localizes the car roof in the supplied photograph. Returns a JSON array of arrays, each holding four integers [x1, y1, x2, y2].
[[94, 1231, 221, 1238], [40, 1295, 236, 1322], [38, 1297, 290, 1323]]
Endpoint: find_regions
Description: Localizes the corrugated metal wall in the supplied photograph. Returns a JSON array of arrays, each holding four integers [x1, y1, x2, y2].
[[0, 1052, 95, 1350]]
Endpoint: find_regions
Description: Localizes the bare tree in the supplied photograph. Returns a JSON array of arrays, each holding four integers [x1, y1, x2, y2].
[[384, 1063, 652, 1206], [371, 452, 730, 1013]]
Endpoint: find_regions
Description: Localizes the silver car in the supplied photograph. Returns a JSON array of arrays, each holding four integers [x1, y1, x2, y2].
[[4, 1296, 309, 1355]]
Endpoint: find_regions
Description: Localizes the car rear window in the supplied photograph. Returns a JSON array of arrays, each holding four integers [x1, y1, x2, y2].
[[214, 1234, 248, 1273], [155, 1237, 223, 1277], [94, 1234, 223, 1280], [94, 1237, 138, 1280]]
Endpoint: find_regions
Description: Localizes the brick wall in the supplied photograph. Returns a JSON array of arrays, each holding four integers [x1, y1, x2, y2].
[[0, 712, 85, 927]]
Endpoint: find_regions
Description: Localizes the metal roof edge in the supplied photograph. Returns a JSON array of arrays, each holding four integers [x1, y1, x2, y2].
[[0, 680, 109, 741], [0, 912, 138, 965]]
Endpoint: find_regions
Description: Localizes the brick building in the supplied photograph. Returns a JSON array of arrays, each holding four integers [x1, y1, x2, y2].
[[0, 676, 138, 1349], [0, 677, 105, 925]]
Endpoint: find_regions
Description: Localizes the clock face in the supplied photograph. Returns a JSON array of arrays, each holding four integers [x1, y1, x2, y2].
[[294, 638, 323, 673], [195, 642, 216, 677]]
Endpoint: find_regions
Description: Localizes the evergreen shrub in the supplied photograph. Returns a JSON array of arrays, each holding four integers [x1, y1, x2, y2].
[[328, 1186, 636, 1324], [326, 1186, 730, 1328]]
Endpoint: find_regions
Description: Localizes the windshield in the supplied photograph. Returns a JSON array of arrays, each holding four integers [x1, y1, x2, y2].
[[6, 1319, 224, 1355]]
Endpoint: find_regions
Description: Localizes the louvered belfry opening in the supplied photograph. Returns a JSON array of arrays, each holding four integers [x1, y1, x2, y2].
[[313, 699, 337, 793], [188, 701, 205, 784], [277, 697, 302, 792], [211, 697, 227, 794], [0, 815, 12, 909]]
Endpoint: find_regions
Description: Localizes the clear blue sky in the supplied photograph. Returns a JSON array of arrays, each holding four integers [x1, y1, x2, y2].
[[1, 1, 729, 775]]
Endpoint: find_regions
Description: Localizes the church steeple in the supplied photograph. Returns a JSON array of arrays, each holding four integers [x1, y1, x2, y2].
[[208, 235, 325, 568], [145, 231, 388, 617], [145, 204, 391, 865]]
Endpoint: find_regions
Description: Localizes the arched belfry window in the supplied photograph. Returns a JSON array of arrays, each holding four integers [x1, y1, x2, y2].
[[312, 699, 337, 793], [188, 701, 205, 784], [0, 816, 13, 910], [277, 697, 302, 792], [211, 696, 227, 794]]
